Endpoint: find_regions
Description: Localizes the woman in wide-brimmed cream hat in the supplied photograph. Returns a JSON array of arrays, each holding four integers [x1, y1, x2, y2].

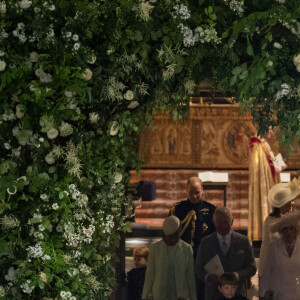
[[259, 211, 300, 300], [259, 177, 299, 276]]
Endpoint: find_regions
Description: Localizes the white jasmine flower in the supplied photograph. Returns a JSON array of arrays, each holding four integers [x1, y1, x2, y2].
[[82, 68, 92, 80], [273, 42, 282, 49], [87, 55, 97, 64], [128, 101, 139, 109], [45, 152, 55, 164], [89, 112, 99, 122], [114, 173, 122, 183], [0, 60, 6, 71], [72, 34, 79, 41], [47, 128, 58, 139], [73, 43, 80, 51], [124, 90, 134, 101], [29, 52, 39, 63], [110, 121, 119, 136], [52, 203, 59, 210], [19, 0, 32, 9]]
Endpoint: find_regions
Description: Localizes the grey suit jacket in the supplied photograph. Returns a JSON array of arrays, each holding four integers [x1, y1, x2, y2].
[[195, 231, 256, 300]]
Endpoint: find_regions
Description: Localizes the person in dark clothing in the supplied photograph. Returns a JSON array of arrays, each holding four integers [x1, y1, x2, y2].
[[169, 176, 216, 300], [127, 247, 149, 300], [216, 272, 248, 300]]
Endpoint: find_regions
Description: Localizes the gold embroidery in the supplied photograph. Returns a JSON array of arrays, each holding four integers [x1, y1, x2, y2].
[[202, 222, 208, 232]]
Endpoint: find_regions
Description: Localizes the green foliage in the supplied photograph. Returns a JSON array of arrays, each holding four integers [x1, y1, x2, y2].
[[0, 0, 299, 299]]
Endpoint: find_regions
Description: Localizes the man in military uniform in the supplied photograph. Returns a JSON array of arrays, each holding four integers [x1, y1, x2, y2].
[[170, 176, 216, 300]]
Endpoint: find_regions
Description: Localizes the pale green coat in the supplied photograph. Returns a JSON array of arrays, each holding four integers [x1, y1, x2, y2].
[[142, 239, 197, 300]]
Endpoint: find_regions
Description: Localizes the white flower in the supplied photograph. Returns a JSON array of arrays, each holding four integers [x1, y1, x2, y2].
[[89, 112, 99, 123], [16, 104, 24, 118], [82, 68, 92, 80], [34, 7, 40, 13], [5, 267, 16, 282], [114, 173, 122, 183], [74, 43, 80, 50], [0, 2, 6, 13], [49, 4, 55, 11], [293, 54, 300, 66], [72, 34, 79, 41], [297, 64, 300, 72], [66, 32, 72, 38], [0, 60, 6, 71], [1, 31, 8, 38], [87, 55, 97, 64], [29, 52, 39, 62], [45, 152, 55, 165], [267, 61, 273, 67], [124, 90, 134, 101], [40, 194, 48, 201], [110, 121, 119, 136], [273, 42, 282, 49], [128, 101, 139, 109], [19, 0, 32, 9], [52, 203, 59, 210], [39, 137, 44, 142], [47, 128, 58, 139], [38, 224, 45, 231], [60, 291, 67, 298]]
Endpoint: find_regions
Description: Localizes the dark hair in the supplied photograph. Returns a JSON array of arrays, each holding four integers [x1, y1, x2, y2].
[[218, 272, 238, 287], [269, 207, 280, 218]]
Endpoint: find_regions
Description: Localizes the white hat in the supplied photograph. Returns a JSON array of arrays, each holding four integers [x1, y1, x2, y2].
[[270, 211, 300, 233], [268, 177, 300, 208], [163, 216, 180, 236]]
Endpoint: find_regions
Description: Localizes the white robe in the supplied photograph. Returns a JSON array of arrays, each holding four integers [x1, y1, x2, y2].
[[259, 238, 300, 300]]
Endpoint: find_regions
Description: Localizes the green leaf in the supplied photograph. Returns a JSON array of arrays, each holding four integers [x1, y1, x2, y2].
[[230, 76, 237, 86], [232, 67, 241, 76], [134, 31, 143, 42], [208, 6, 213, 14], [247, 43, 253, 56]]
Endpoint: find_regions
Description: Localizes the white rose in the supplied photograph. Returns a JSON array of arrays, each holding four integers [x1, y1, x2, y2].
[[29, 52, 39, 63], [89, 112, 99, 122], [110, 121, 119, 136], [19, 0, 32, 9], [45, 152, 55, 164], [128, 101, 139, 109], [293, 54, 300, 66], [87, 55, 97, 64], [0, 60, 6, 71], [47, 128, 58, 139], [124, 90, 134, 101], [82, 68, 92, 80], [114, 173, 122, 183]]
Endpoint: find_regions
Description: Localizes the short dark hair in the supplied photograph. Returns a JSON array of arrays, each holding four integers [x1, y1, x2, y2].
[[218, 272, 238, 287]]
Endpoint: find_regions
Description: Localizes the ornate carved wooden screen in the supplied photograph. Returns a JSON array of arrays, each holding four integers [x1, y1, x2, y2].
[[138, 104, 300, 169]]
